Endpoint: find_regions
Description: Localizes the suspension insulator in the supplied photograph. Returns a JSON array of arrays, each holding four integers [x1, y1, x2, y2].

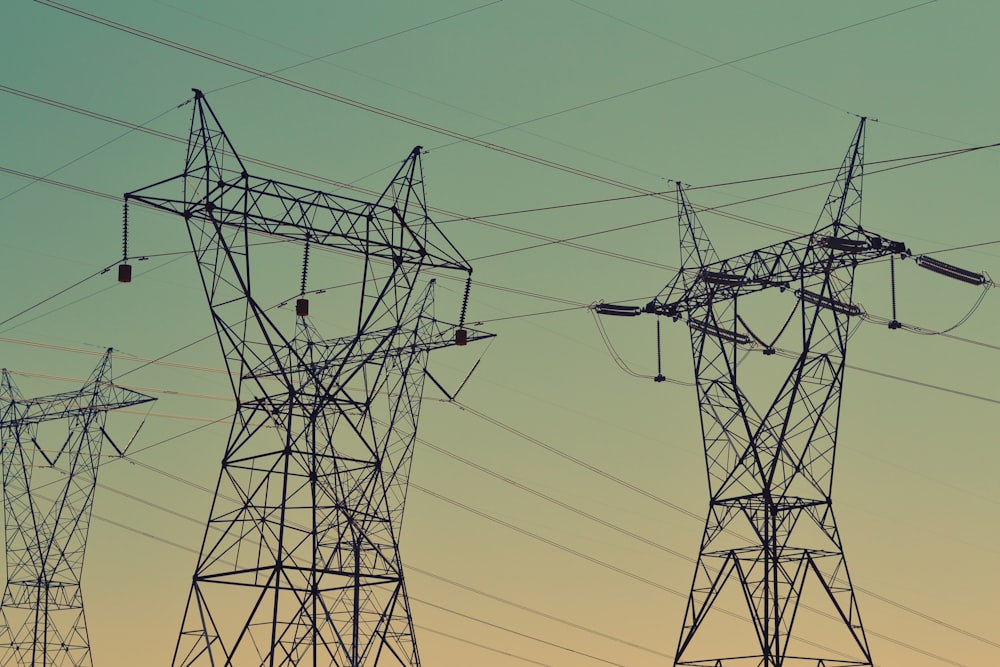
[[688, 318, 751, 345], [915, 256, 986, 285], [296, 298, 309, 317], [795, 289, 862, 316], [700, 270, 750, 286], [117, 264, 132, 283], [594, 303, 642, 317], [817, 236, 870, 253], [455, 328, 468, 346]]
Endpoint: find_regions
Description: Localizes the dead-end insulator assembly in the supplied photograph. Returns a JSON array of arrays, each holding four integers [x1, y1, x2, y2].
[[915, 255, 987, 286], [593, 303, 643, 317]]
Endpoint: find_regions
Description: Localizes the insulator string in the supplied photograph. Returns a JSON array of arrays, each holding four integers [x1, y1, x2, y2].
[[890, 253, 898, 323], [655, 319, 665, 382], [459, 273, 471, 328], [122, 198, 129, 262], [300, 236, 310, 296]]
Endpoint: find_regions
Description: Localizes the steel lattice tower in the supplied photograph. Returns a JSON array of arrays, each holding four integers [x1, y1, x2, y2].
[[599, 120, 912, 666], [0, 351, 155, 666], [125, 90, 490, 667]]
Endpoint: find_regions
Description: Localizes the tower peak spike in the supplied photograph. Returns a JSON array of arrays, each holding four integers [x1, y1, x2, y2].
[[815, 116, 867, 236]]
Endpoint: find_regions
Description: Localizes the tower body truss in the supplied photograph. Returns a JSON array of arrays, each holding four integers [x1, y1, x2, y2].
[[646, 120, 904, 667], [127, 90, 490, 667], [0, 352, 154, 667]]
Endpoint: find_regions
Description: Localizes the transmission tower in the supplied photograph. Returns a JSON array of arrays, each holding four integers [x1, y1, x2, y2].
[[0, 351, 155, 667], [124, 89, 491, 667], [597, 119, 927, 666]]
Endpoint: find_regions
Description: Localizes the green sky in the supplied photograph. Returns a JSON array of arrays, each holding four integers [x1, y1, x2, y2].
[[1, 1, 998, 665]]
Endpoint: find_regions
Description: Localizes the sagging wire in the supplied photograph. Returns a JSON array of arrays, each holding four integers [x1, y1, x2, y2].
[[737, 304, 797, 355], [590, 306, 655, 380], [862, 282, 990, 336], [589, 306, 693, 386], [865, 253, 993, 336]]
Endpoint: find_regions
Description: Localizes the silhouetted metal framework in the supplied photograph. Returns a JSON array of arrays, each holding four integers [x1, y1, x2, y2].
[[0, 351, 154, 667], [125, 89, 491, 667], [601, 119, 909, 667]]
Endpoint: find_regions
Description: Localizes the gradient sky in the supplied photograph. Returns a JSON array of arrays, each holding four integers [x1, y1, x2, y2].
[[1, 1, 998, 666]]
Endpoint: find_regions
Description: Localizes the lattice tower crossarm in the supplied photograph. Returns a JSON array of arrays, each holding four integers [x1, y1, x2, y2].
[[125, 89, 493, 667], [604, 119, 913, 667], [0, 351, 155, 667]]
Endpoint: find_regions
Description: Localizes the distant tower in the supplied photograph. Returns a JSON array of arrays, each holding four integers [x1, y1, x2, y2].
[[0, 351, 155, 666], [598, 119, 917, 666], [125, 90, 490, 666]]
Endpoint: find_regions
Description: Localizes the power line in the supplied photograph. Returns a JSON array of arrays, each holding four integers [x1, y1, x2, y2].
[[0, 99, 189, 203], [473, 305, 587, 324], [412, 428, 693, 561], [565, 0, 851, 116], [11, 83, 995, 274], [411, 596, 624, 667], [414, 625, 550, 667], [193, 0, 507, 95], [0, 257, 998, 407], [438, 140, 1000, 224], [30, 0, 681, 196], [408, 565, 672, 659], [425, 0, 943, 145], [0, 261, 118, 329], [451, 399, 701, 521], [30, 1, 810, 239], [0, 84, 674, 271], [0, 168, 598, 315]]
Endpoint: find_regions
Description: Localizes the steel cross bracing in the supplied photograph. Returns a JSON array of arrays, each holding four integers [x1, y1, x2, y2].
[[0, 351, 154, 667], [126, 90, 491, 667], [636, 119, 906, 667]]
